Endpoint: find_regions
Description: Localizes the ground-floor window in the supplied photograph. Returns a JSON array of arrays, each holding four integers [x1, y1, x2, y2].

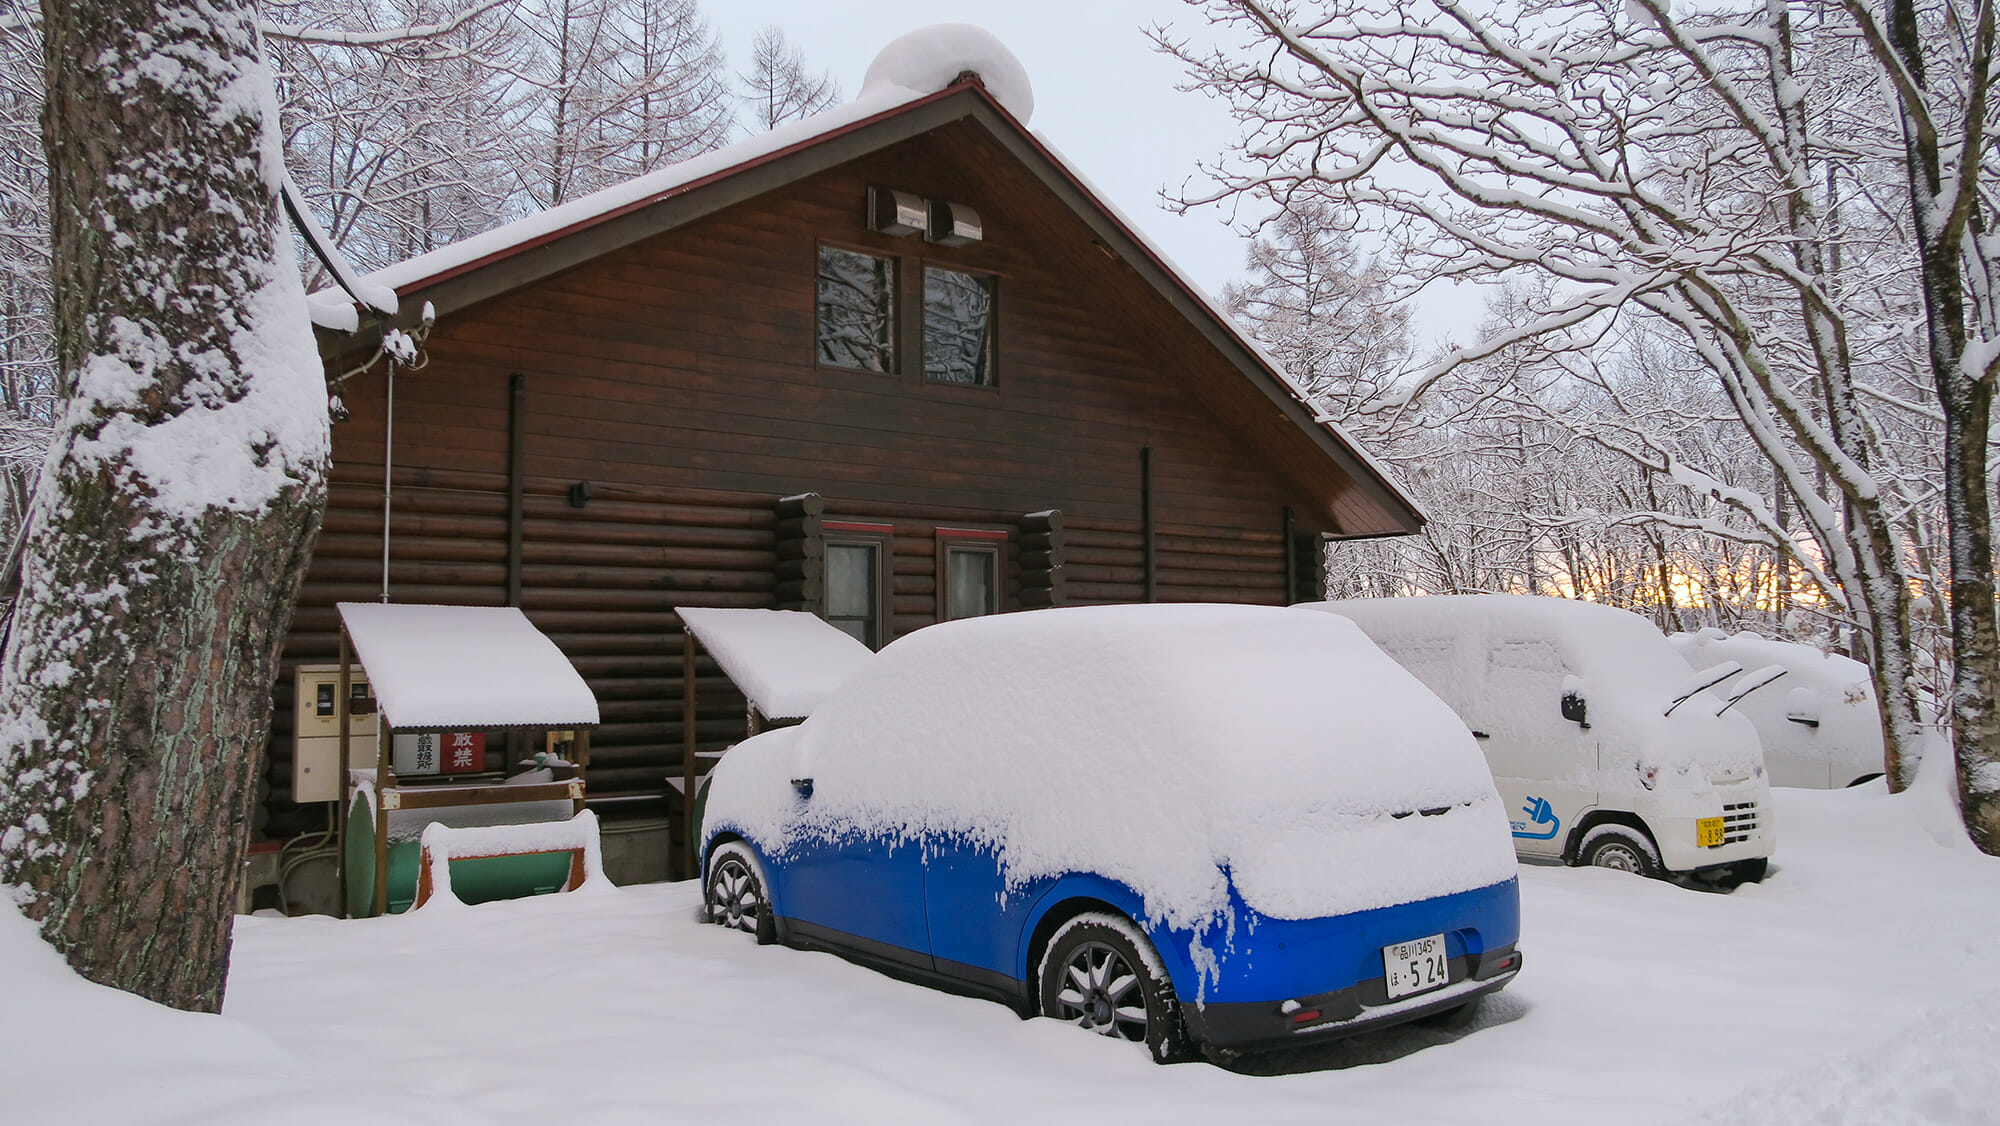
[[824, 523, 893, 648], [938, 528, 1007, 620]]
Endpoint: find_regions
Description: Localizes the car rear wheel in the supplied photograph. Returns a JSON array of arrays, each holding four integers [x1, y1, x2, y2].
[[1037, 912, 1192, 1064], [1576, 825, 1661, 878], [703, 841, 775, 944]]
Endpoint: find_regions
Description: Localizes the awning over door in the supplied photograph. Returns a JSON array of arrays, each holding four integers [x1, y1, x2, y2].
[[677, 607, 872, 722], [337, 602, 600, 730]]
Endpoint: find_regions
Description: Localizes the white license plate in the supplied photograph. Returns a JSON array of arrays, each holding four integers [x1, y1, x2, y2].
[[1384, 933, 1449, 999]]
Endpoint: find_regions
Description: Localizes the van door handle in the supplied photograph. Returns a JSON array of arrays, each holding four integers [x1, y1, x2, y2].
[[1471, 730, 1491, 739]]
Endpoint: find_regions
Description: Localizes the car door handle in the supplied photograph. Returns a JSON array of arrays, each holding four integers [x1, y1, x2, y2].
[[1471, 730, 1491, 739], [791, 777, 814, 798]]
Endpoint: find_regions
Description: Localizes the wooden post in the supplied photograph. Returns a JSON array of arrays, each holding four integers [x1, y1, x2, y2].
[[1283, 505, 1297, 606], [373, 721, 390, 918], [506, 372, 525, 608], [572, 728, 591, 816], [336, 629, 351, 916], [1140, 446, 1157, 603], [681, 629, 698, 879]]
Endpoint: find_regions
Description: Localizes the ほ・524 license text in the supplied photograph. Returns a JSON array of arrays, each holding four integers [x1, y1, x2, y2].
[[1384, 934, 1448, 1000]]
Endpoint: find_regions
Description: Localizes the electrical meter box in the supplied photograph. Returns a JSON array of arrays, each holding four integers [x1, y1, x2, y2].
[[293, 664, 376, 804]]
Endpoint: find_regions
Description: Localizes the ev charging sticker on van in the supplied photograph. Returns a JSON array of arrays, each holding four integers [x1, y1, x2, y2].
[[1512, 796, 1562, 840]]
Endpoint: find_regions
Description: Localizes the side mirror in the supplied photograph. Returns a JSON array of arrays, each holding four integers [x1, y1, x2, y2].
[[1560, 692, 1590, 729]]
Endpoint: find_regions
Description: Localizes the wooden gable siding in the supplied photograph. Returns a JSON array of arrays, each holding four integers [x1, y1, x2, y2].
[[267, 120, 1340, 828]]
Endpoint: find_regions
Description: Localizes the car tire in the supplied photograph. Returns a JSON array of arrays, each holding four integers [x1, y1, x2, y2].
[[1575, 825, 1661, 878], [1037, 912, 1193, 1064], [703, 840, 776, 945]]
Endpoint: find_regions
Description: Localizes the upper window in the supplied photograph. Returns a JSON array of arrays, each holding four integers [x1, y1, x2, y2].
[[923, 266, 996, 386], [817, 246, 897, 372]]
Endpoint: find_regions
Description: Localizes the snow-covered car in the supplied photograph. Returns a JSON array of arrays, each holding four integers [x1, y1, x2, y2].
[[698, 603, 1523, 1062], [1668, 629, 1886, 789], [1301, 596, 1775, 884]]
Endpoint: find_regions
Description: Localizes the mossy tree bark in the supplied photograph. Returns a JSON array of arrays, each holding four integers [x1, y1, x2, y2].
[[0, 0, 329, 1011], [1877, 0, 2000, 854]]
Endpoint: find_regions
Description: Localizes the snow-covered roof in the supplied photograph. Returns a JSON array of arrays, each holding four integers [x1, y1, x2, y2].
[[308, 25, 1032, 317], [678, 607, 873, 722], [337, 603, 600, 730], [312, 24, 1422, 529]]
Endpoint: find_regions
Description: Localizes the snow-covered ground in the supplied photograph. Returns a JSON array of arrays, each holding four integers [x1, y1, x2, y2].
[[6, 758, 1997, 1125]]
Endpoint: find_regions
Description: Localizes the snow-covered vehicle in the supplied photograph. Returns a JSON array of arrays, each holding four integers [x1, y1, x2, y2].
[[1667, 629, 1886, 789], [698, 603, 1523, 1062], [1300, 596, 1775, 884]]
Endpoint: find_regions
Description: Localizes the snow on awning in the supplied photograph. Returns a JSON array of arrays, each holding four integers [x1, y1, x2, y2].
[[337, 603, 600, 730], [678, 607, 873, 722]]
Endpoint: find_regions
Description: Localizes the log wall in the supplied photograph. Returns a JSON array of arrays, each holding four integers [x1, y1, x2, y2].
[[273, 116, 1379, 839]]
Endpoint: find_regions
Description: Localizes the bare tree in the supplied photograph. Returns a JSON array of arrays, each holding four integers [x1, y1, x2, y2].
[[512, 0, 732, 207], [1166, 0, 2000, 849], [0, 0, 328, 1009], [0, 1, 56, 549], [738, 24, 840, 131], [1225, 199, 1411, 439], [269, 0, 527, 274]]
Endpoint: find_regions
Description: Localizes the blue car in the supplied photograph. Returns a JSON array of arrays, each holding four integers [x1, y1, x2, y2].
[[699, 604, 1523, 1062]]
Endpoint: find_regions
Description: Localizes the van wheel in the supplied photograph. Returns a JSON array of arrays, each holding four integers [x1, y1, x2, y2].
[[1037, 912, 1193, 1064], [1576, 825, 1661, 878]]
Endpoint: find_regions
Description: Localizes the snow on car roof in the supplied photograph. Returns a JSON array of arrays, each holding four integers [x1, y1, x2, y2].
[[337, 603, 600, 730], [1669, 629, 1873, 692], [677, 607, 873, 722], [704, 603, 1516, 931], [1308, 594, 1700, 701], [1307, 595, 1765, 778]]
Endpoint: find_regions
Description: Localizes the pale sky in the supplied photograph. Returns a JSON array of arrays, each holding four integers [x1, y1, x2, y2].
[[703, 2, 1483, 349], [704, 3, 1252, 301]]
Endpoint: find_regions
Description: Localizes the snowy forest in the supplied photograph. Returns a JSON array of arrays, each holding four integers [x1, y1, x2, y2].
[[2, 3, 2000, 1114], [0, 1, 1982, 672], [0, 0, 839, 548], [0, 0, 1994, 878]]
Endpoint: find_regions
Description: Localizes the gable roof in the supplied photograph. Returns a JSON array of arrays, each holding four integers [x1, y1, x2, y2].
[[314, 77, 1424, 537]]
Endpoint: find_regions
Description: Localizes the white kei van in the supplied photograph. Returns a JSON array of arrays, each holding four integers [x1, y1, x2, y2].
[[1300, 596, 1775, 883], [1667, 629, 1886, 789]]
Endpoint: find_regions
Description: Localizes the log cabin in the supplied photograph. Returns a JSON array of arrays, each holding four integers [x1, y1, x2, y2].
[[274, 29, 1424, 892]]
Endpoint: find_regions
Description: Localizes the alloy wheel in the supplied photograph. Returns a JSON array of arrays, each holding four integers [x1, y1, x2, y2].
[[1052, 940, 1150, 1041], [707, 854, 764, 934]]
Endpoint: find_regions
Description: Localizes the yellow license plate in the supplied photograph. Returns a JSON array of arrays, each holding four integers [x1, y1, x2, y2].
[[1697, 816, 1726, 848]]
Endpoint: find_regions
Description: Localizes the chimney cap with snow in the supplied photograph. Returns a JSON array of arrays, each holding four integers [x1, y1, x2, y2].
[[860, 23, 1035, 123]]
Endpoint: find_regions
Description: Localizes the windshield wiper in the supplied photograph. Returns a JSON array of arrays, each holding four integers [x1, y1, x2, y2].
[[1665, 661, 1743, 717], [1715, 664, 1787, 716]]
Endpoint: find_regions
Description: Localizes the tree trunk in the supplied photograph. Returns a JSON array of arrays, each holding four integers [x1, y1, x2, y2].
[[1883, 0, 2000, 853], [0, 0, 329, 1010]]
